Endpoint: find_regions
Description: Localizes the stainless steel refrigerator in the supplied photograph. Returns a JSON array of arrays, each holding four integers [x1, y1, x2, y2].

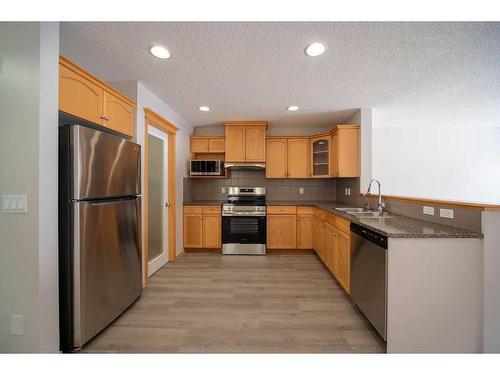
[[59, 124, 142, 352]]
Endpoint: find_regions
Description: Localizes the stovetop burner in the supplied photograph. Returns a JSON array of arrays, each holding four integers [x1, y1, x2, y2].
[[224, 187, 266, 206]]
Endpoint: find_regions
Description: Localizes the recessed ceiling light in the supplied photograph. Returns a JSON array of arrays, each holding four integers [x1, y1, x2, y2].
[[305, 42, 326, 57], [150, 45, 170, 59], [287, 105, 299, 111], [198, 106, 210, 112]]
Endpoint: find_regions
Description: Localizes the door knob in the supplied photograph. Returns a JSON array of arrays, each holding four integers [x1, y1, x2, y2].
[[165, 202, 170, 207]]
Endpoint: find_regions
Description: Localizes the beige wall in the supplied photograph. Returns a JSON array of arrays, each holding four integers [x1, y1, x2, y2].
[[0, 22, 59, 353]]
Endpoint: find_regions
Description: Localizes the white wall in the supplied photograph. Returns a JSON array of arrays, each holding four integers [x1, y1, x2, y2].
[[0, 22, 59, 353], [371, 25, 500, 204]]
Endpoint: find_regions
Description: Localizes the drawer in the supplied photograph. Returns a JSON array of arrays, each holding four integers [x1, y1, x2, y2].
[[184, 205, 203, 214], [314, 208, 327, 221], [202, 206, 221, 214], [297, 206, 314, 215], [267, 205, 297, 215], [335, 216, 351, 234]]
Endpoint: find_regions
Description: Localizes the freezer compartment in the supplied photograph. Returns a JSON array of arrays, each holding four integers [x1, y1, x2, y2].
[[65, 125, 141, 200], [71, 197, 142, 349]]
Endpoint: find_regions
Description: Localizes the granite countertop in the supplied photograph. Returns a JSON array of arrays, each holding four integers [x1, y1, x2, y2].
[[184, 200, 483, 239]]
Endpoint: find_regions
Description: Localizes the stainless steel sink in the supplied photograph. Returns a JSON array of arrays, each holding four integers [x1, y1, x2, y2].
[[334, 207, 394, 218], [334, 207, 369, 213]]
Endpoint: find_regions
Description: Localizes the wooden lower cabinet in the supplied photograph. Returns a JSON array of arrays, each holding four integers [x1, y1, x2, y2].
[[335, 228, 351, 293], [183, 213, 203, 248], [312, 210, 351, 294], [183, 206, 221, 250], [324, 223, 337, 274], [297, 214, 312, 249], [267, 214, 297, 249]]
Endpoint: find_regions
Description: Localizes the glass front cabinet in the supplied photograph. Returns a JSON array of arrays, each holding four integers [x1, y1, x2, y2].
[[311, 136, 330, 177]]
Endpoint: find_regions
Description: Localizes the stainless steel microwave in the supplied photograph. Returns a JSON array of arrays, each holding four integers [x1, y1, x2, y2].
[[190, 160, 224, 176]]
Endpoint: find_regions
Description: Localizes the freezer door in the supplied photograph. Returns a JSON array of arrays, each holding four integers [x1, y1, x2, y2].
[[70, 125, 141, 200], [73, 197, 142, 347]]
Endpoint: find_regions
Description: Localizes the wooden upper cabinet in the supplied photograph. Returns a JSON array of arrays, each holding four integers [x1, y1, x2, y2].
[[331, 125, 360, 177], [103, 91, 134, 137], [59, 64, 104, 125], [266, 138, 288, 178], [245, 125, 266, 162], [190, 137, 225, 154], [59, 56, 136, 137], [331, 131, 339, 177], [224, 122, 267, 162], [288, 138, 310, 178], [224, 125, 246, 162], [311, 136, 331, 177], [208, 138, 225, 153], [191, 138, 210, 153]]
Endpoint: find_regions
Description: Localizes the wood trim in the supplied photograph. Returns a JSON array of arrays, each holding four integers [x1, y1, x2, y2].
[[363, 193, 500, 211], [143, 109, 178, 287], [144, 108, 179, 134], [190, 135, 225, 139], [224, 121, 268, 127], [59, 55, 135, 106]]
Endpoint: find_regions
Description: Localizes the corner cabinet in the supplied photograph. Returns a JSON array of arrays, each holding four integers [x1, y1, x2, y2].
[[311, 136, 331, 177], [224, 122, 267, 163], [59, 55, 135, 137]]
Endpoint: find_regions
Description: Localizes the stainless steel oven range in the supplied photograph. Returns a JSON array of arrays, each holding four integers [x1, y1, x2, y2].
[[222, 187, 266, 255]]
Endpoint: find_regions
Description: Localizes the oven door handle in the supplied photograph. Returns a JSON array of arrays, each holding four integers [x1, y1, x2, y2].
[[222, 212, 266, 217]]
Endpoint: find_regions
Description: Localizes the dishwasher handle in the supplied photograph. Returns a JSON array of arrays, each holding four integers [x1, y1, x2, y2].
[[350, 223, 388, 249]]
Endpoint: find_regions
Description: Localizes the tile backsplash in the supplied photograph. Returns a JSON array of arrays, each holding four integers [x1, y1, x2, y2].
[[185, 174, 482, 232], [184, 170, 337, 202]]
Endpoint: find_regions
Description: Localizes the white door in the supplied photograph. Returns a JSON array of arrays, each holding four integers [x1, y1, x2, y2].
[[147, 126, 169, 276]]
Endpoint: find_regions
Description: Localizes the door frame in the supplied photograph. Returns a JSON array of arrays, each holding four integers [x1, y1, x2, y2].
[[143, 108, 178, 286], [146, 125, 169, 277]]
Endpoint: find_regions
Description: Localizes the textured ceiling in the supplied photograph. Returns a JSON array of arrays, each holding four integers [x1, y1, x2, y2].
[[60, 22, 498, 128]]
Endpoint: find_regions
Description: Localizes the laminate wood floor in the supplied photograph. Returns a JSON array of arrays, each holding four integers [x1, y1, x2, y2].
[[82, 252, 386, 353]]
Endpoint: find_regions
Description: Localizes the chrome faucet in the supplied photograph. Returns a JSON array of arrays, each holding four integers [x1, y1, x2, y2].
[[363, 179, 386, 214]]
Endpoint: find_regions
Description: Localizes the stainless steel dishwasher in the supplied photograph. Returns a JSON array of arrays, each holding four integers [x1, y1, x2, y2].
[[350, 222, 388, 341]]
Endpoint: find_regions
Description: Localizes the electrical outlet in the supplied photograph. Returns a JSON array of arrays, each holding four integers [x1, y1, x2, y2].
[[423, 206, 435, 215], [347, 188, 351, 196], [221, 187, 225, 194], [440, 208, 454, 219], [10, 315, 24, 336], [299, 188, 304, 195]]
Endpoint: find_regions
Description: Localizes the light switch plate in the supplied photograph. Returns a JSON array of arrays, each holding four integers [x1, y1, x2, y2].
[[221, 187, 225, 194], [423, 206, 435, 215], [2, 195, 28, 213], [10, 315, 24, 336], [440, 208, 454, 219], [299, 188, 304, 195]]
